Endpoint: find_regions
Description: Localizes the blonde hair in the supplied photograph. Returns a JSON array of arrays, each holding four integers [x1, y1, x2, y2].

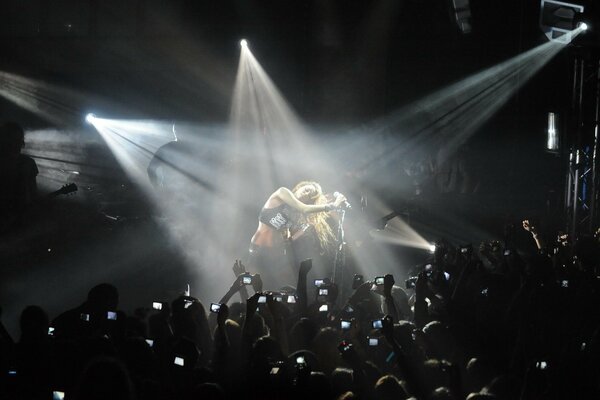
[[292, 181, 336, 252]]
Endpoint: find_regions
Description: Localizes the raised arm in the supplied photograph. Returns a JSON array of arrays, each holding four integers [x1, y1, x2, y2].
[[522, 220, 543, 251]]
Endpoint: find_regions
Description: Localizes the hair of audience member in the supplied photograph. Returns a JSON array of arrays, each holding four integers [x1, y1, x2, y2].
[[331, 368, 354, 397], [192, 382, 226, 400], [394, 320, 416, 343], [337, 391, 356, 400], [466, 392, 497, 400], [374, 374, 408, 400], [429, 386, 456, 400], [250, 335, 284, 367], [465, 357, 495, 394], [226, 302, 246, 325], [311, 327, 343, 376], [244, 313, 270, 343], [170, 296, 212, 363], [483, 375, 519, 400], [19, 305, 49, 343], [118, 337, 158, 382], [306, 371, 333, 398], [73, 356, 135, 400], [422, 359, 454, 393], [422, 321, 455, 360], [289, 317, 318, 353], [87, 283, 119, 312]]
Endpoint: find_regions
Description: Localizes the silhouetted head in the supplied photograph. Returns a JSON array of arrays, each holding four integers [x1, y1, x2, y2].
[[74, 356, 135, 400], [20, 305, 49, 342], [87, 283, 119, 312], [0, 122, 25, 156], [374, 375, 408, 400]]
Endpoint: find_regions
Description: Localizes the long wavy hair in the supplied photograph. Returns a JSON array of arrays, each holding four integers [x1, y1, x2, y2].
[[292, 181, 336, 253]]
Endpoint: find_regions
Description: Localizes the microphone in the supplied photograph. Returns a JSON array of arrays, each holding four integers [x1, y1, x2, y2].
[[334, 192, 352, 209]]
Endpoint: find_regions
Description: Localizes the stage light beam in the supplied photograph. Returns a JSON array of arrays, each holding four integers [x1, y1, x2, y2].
[[240, 39, 248, 48]]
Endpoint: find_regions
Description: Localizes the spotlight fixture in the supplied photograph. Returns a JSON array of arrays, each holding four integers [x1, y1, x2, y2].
[[85, 113, 96, 124], [547, 112, 559, 152], [578, 22, 588, 30], [240, 39, 248, 48], [539, 0, 585, 43], [429, 244, 436, 253]]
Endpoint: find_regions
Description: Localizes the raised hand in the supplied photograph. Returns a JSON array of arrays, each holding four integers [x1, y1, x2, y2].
[[415, 271, 430, 300], [246, 292, 261, 317], [381, 314, 394, 341], [299, 258, 313, 276], [522, 220, 536, 234], [217, 303, 229, 327], [383, 274, 395, 298], [252, 273, 263, 293], [232, 259, 247, 276]]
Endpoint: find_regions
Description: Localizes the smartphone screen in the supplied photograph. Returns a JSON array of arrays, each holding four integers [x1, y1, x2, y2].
[[53, 391, 65, 400]]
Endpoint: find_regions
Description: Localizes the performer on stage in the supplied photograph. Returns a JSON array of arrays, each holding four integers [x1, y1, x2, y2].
[[248, 181, 347, 286]]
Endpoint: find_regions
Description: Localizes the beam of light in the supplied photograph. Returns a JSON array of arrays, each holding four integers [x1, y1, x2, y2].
[[230, 42, 437, 287], [0, 71, 114, 126], [86, 117, 243, 301], [368, 215, 433, 252], [341, 32, 578, 179], [87, 117, 176, 189]]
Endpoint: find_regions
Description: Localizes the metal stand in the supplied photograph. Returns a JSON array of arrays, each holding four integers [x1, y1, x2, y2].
[[332, 209, 347, 301]]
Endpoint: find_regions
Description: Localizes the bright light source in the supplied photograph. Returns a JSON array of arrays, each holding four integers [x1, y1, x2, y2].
[[579, 22, 588, 30], [429, 244, 436, 253], [240, 39, 248, 48], [547, 112, 559, 151], [85, 113, 96, 124]]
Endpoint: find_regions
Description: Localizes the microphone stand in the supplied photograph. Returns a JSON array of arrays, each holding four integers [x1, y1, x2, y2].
[[332, 208, 347, 303]]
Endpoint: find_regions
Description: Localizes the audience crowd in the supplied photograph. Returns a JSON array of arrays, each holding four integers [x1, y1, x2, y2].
[[2, 220, 600, 400]]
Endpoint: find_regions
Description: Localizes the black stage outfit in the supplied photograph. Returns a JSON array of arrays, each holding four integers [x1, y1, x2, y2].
[[248, 205, 308, 290]]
